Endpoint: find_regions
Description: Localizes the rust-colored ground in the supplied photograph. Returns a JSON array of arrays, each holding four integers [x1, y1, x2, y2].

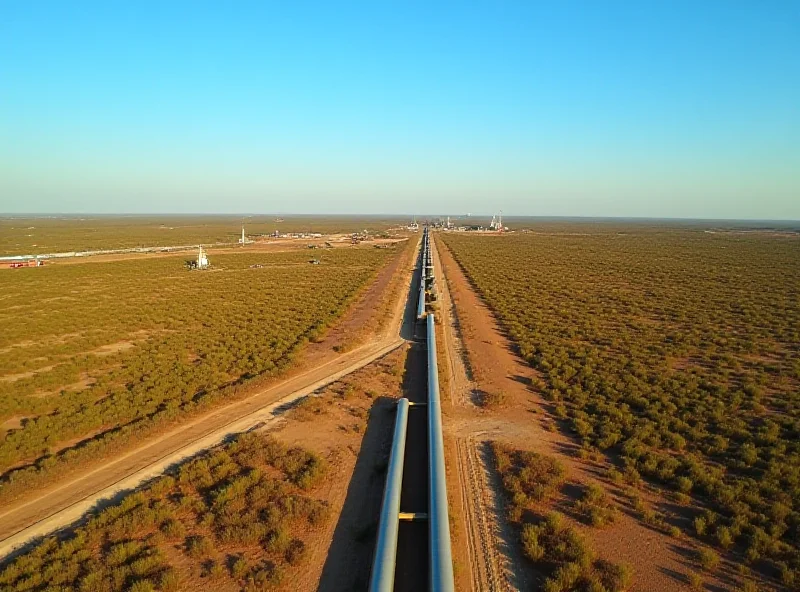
[[268, 347, 409, 592], [435, 234, 739, 592]]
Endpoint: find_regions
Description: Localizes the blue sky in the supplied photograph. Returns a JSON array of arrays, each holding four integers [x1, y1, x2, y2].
[[1, 1, 798, 218]]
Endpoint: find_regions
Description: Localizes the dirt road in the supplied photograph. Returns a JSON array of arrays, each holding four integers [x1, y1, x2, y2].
[[431, 234, 511, 592], [0, 236, 421, 559]]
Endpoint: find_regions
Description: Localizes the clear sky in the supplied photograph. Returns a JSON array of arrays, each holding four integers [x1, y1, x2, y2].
[[1, 1, 798, 219]]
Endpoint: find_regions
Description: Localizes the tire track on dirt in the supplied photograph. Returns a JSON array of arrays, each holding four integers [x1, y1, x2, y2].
[[431, 235, 473, 408], [456, 434, 506, 592], [434, 233, 510, 591]]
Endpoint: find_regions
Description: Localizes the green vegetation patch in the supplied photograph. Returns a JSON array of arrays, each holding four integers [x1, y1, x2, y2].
[[492, 442, 566, 521], [0, 432, 328, 592], [492, 443, 631, 592], [0, 246, 395, 498], [444, 228, 800, 583], [574, 484, 619, 528]]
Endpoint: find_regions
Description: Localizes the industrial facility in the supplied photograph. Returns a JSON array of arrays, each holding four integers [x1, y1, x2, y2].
[[425, 212, 508, 232], [187, 245, 210, 270], [8, 258, 45, 268]]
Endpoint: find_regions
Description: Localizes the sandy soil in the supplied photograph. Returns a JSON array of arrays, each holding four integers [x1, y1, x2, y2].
[[434, 234, 740, 592], [0, 236, 420, 559], [89, 340, 137, 356], [0, 417, 27, 432], [0, 365, 59, 383], [274, 348, 408, 592]]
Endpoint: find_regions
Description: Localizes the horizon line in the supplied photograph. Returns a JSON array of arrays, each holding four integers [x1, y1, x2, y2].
[[1, 213, 799, 224]]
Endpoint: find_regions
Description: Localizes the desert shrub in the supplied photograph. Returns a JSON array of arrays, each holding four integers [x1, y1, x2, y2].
[[127, 580, 156, 592], [481, 389, 508, 408], [694, 516, 707, 537], [606, 467, 624, 485], [185, 535, 214, 558], [525, 512, 593, 566], [0, 432, 330, 591], [231, 555, 250, 579], [594, 559, 632, 592], [77, 570, 108, 592], [544, 561, 584, 592], [492, 443, 566, 516], [443, 230, 800, 579], [529, 518, 631, 591], [698, 548, 720, 571], [245, 561, 283, 590], [0, 245, 397, 498], [271, 446, 327, 490], [715, 525, 734, 549], [688, 571, 704, 590], [159, 569, 180, 592], [574, 483, 618, 528], [493, 443, 631, 590], [264, 528, 291, 555], [290, 396, 327, 421], [284, 539, 306, 564], [106, 540, 144, 567], [159, 518, 185, 540]]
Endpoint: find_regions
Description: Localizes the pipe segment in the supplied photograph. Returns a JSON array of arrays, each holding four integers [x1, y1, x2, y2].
[[368, 398, 410, 592], [427, 313, 455, 592]]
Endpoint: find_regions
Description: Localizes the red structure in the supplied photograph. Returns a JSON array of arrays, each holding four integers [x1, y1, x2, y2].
[[9, 260, 44, 268]]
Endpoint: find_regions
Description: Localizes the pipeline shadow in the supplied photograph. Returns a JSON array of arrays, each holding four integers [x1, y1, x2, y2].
[[317, 395, 398, 592]]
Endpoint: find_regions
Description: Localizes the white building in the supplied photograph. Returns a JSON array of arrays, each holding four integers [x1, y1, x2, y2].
[[197, 245, 209, 269]]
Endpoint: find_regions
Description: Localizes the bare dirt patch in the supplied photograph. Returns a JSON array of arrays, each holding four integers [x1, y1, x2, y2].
[[1, 416, 28, 432], [29, 374, 97, 398], [89, 340, 137, 356], [315, 238, 413, 355], [0, 365, 57, 383]]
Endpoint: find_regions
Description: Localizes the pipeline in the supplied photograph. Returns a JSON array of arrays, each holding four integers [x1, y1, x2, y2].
[[369, 398, 410, 592], [418, 236, 427, 319], [418, 282, 427, 319], [426, 313, 455, 592], [418, 228, 432, 319], [370, 227, 454, 592]]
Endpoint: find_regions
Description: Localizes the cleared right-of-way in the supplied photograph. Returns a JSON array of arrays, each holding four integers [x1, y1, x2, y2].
[[370, 227, 455, 592]]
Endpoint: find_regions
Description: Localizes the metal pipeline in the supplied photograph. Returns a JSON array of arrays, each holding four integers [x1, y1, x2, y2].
[[425, 234, 434, 281], [369, 398, 410, 592], [418, 235, 428, 319], [426, 313, 455, 592]]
